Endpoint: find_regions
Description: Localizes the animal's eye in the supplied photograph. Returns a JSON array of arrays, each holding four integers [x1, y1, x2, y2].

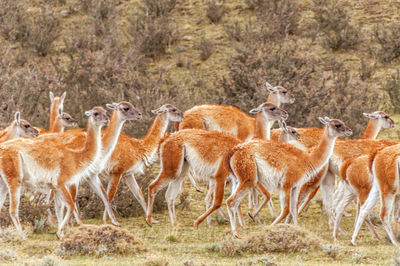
[[94, 112, 99, 116], [123, 107, 129, 111], [335, 124, 341, 128], [66, 117, 70, 121], [24, 124, 30, 128], [270, 107, 276, 111], [384, 115, 389, 119], [172, 109, 176, 112], [282, 91, 287, 94]]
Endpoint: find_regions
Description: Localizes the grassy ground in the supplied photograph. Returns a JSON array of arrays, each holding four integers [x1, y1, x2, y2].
[[0, 181, 399, 265]]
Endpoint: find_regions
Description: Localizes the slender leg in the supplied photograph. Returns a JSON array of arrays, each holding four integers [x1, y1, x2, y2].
[[103, 173, 122, 223], [351, 182, 379, 246], [226, 183, 250, 238], [320, 171, 335, 228], [205, 180, 215, 226], [9, 185, 23, 236], [289, 186, 300, 226], [55, 185, 75, 239], [146, 173, 170, 226], [333, 186, 355, 241], [379, 193, 399, 245], [249, 182, 272, 221], [0, 178, 8, 213], [271, 187, 291, 225], [298, 186, 319, 216], [124, 173, 147, 214], [87, 175, 120, 226], [194, 174, 226, 228], [165, 177, 184, 228]]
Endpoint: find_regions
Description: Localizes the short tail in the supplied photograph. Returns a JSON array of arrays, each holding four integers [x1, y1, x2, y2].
[[368, 147, 385, 172], [224, 145, 242, 175]]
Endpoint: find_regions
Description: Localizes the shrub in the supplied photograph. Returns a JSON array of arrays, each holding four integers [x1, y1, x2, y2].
[[313, 0, 360, 51], [358, 57, 376, 81], [140, 0, 176, 17], [127, 14, 179, 58], [59, 224, 145, 256], [382, 69, 400, 113], [205, 1, 225, 23], [25, 8, 60, 56], [197, 37, 214, 61], [0, 0, 29, 42], [321, 244, 340, 258], [374, 22, 400, 62]]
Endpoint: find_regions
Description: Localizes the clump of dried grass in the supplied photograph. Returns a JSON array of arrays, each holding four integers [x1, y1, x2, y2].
[[59, 224, 146, 256], [216, 224, 322, 256]]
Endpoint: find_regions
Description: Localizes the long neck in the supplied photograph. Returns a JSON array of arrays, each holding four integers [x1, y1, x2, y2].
[[266, 93, 280, 107], [253, 113, 271, 140], [51, 118, 63, 133], [360, 119, 380, 139], [49, 99, 61, 132], [309, 126, 337, 170], [102, 111, 125, 159], [142, 114, 169, 150], [82, 119, 102, 160], [0, 123, 18, 142]]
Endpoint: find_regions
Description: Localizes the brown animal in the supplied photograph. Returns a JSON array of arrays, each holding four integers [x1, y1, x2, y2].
[[225, 117, 352, 237]]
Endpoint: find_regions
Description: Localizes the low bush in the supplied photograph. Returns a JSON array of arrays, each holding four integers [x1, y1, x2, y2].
[[205, 1, 225, 23], [197, 37, 214, 61], [374, 22, 400, 63], [59, 224, 145, 256]]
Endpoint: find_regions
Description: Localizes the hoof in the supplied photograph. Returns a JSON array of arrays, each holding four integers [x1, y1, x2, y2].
[[112, 221, 121, 227], [56, 231, 64, 240], [145, 218, 153, 227], [151, 218, 160, 224], [193, 221, 200, 229], [233, 233, 240, 239], [196, 188, 203, 193], [248, 212, 256, 222], [351, 240, 357, 246]]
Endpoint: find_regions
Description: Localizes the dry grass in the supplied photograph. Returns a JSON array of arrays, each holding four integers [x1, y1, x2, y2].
[[59, 224, 146, 256]]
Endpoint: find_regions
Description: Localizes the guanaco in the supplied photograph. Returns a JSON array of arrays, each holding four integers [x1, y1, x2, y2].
[[0, 106, 109, 238], [102, 104, 183, 224], [351, 143, 400, 246], [176, 82, 294, 141], [145, 102, 288, 228], [0, 112, 39, 142], [225, 117, 352, 237]]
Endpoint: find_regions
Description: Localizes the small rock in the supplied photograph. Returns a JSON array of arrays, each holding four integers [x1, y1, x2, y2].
[[60, 10, 70, 17], [165, 65, 173, 71], [183, 36, 192, 41], [177, 46, 188, 52]]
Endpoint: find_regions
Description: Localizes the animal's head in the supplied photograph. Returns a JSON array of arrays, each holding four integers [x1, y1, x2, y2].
[[266, 82, 295, 104], [57, 108, 77, 128], [249, 102, 288, 121], [106, 102, 142, 121], [152, 104, 184, 122], [85, 106, 109, 127], [363, 111, 395, 129], [318, 116, 352, 138], [14, 112, 39, 138], [278, 120, 300, 141]]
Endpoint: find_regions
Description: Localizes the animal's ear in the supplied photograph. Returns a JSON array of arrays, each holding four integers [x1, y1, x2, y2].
[[14, 111, 21, 125], [266, 82, 278, 93], [318, 117, 329, 125], [49, 91, 54, 102], [249, 107, 262, 114], [152, 107, 166, 114], [363, 112, 379, 119], [106, 103, 118, 110], [60, 91, 66, 103], [85, 110, 92, 117], [278, 120, 288, 132]]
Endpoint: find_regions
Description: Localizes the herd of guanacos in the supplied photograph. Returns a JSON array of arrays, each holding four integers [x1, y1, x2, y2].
[[0, 82, 399, 247]]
